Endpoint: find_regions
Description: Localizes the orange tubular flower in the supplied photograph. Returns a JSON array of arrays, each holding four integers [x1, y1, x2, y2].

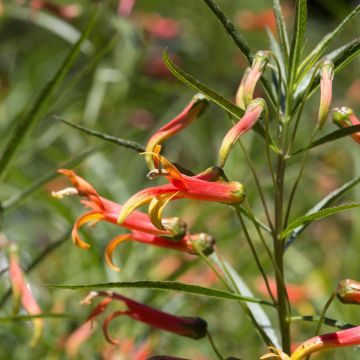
[[81, 291, 208, 345], [105, 231, 214, 271], [117, 149, 245, 229], [218, 98, 265, 167], [145, 94, 208, 169], [337, 279, 360, 305], [56, 169, 187, 250], [7, 243, 43, 347], [240, 50, 269, 106], [261, 326, 360, 359], [333, 106, 360, 144], [318, 59, 334, 129], [55, 169, 215, 271]]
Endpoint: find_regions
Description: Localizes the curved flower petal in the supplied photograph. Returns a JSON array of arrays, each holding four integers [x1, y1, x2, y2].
[[105, 234, 132, 272], [72, 211, 105, 249]]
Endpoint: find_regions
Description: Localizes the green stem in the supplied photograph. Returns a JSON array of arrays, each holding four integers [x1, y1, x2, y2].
[[207, 331, 225, 360]]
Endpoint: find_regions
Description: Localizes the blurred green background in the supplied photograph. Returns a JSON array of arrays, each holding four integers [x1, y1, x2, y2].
[[0, 0, 359, 359]]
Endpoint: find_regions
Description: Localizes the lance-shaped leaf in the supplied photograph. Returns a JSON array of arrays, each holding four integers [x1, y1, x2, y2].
[[298, 4, 360, 77], [272, 0, 290, 64], [47, 280, 274, 306], [282, 203, 360, 239], [285, 177, 360, 248]]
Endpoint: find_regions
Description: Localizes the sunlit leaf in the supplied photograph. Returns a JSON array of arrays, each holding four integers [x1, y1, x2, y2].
[[282, 203, 360, 239]]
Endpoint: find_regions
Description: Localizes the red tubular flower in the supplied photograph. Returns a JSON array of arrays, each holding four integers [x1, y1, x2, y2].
[[118, 0, 136, 17], [117, 149, 245, 229], [55, 169, 187, 249], [240, 51, 269, 106], [145, 94, 208, 169], [261, 326, 360, 359], [333, 106, 360, 144], [7, 243, 43, 347], [105, 232, 215, 271], [337, 279, 360, 305], [318, 59, 334, 129], [218, 98, 265, 167], [81, 291, 208, 345]]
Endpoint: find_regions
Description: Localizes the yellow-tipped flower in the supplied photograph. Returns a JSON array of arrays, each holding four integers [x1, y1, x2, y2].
[[218, 98, 266, 168], [241, 50, 269, 106], [145, 94, 208, 169], [318, 59, 334, 129]]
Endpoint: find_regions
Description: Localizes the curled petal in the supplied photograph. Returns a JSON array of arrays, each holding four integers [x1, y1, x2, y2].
[[102, 310, 130, 345], [72, 211, 105, 249], [105, 234, 132, 272], [260, 347, 290, 359], [149, 191, 182, 230]]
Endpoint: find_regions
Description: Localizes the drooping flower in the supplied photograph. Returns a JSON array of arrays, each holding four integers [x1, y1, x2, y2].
[[117, 148, 245, 229], [81, 291, 208, 345], [318, 59, 334, 129], [239, 51, 269, 107], [55, 169, 187, 249], [332, 106, 360, 144], [55, 170, 215, 271], [218, 98, 266, 167], [7, 243, 43, 347], [337, 279, 360, 305], [145, 94, 208, 169], [261, 326, 360, 359]]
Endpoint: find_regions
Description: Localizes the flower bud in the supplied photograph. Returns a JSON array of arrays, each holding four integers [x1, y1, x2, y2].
[[235, 67, 251, 110], [242, 51, 269, 106], [218, 98, 265, 167], [161, 217, 187, 240], [318, 59, 334, 129], [332, 106, 360, 144], [337, 279, 360, 305]]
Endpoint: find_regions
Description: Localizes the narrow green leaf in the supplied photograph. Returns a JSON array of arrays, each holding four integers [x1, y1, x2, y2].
[[0, 313, 74, 322], [162, 51, 278, 149], [292, 125, 360, 156], [289, 0, 307, 82], [0, 7, 99, 180], [212, 256, 280, 348], [202, 0, 252, 62], [56, 117, 145, 153], [285, 177, 360, 248], [290, 316, 355, 330], [273, 0, 290, 63], [298, 5, 360, 77], [47, 281, 274, 306], [282, 202, 360, 238]]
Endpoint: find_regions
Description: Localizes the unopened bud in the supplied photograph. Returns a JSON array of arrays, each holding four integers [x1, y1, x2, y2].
[[242, 51, 269, 106], [236, 67, 251, 110], [218, 98, 265, 167], [332, 106, 360, 144], [318, 59, 334, 129], [337, 279, 360, 305]]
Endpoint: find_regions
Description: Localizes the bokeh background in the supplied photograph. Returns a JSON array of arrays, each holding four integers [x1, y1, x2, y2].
[[0, 0, 359, 359]]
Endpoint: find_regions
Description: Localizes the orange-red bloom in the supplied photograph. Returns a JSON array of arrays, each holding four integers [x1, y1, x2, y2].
[[117, 149, 245, 229], [56, 169, 215, 271], [145, 94, 208, 169], [337, 279, 360, 305], [81, 291, 207, 345], [333, 106, 360, 144]]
